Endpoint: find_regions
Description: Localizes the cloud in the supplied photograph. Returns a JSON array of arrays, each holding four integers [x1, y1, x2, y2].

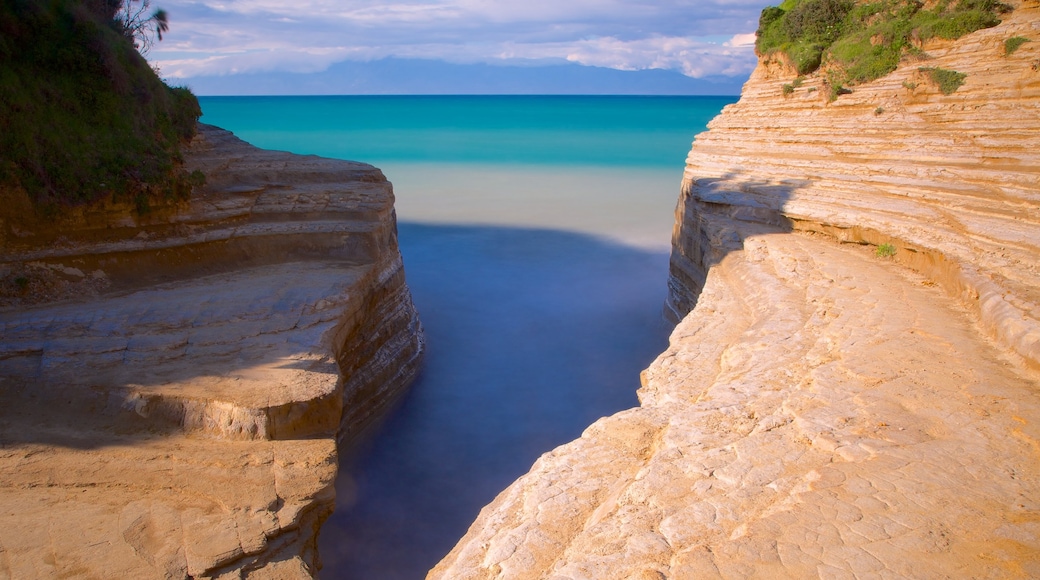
[[149, 0, 763, 80]]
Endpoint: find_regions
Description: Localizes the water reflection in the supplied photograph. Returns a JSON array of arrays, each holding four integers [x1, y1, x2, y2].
[[318, 223, 673, 579]]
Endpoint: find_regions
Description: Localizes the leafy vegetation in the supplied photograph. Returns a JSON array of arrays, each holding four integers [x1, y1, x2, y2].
[[0, 0, 201, 209], [782, 75, 805, 95], [920, 66, 967, 94], [1004, 36, 1030, 56], [756, 0, 1012, 98], [875, 243, 897, 257]]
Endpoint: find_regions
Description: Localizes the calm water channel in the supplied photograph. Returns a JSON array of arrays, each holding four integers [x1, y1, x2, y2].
[[198, 95, 734, 578]]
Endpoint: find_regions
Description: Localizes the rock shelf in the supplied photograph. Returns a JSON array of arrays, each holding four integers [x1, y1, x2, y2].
[[0, 125, 424, 577]]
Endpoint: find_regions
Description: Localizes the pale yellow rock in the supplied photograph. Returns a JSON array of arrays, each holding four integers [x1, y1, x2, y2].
[[0, 125, 424, 578], [431, 3, 1040, 578]]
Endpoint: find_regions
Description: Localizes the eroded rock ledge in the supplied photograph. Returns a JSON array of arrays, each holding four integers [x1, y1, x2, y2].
[[431, 4, 1039, 578], [0, 125, 424, 578]]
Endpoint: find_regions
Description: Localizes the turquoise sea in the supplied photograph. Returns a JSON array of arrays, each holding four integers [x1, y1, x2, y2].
[[199, 95, 736, 579]]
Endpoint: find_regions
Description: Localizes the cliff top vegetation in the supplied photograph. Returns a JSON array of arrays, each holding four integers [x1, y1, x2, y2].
[[0, 0, 201, 212], [756, 0, 1013, 93]]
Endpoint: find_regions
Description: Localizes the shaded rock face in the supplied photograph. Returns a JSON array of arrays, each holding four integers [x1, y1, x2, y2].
[[0, 125, 424, 578], [430, 4, 1040, 579]]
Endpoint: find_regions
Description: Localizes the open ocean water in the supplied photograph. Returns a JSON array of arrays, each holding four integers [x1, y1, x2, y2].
[[198, 95, 736, 579]]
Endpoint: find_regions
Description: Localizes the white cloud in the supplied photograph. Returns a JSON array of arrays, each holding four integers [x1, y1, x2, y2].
[[149, 0, 763, 79], [725, 33, 757, 47]]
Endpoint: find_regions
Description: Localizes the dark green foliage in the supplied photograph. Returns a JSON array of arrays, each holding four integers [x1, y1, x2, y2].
[[782, 0, 854, 44], [755, 0, 1011, 99], [1004, 36, 1029, 55], [0, 0, 201, 207], [920, 66, 967, 94]]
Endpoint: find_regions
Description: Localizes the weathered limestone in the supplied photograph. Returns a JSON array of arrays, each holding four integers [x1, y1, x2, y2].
[[667, 1, 1040, 367], [430, 3, 1040, 578], [0, 125, 424, 577]]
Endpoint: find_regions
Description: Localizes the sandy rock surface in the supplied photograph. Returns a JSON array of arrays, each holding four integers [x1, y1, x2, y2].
[[0, 125, 424, 578], [431, 3, 1040, 578], [433, 232, 1040, 578]]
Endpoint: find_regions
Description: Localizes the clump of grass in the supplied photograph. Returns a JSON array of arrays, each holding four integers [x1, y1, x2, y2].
[[920, 66, 967, 94], [876, 243, 897, 258], [874, 106, 885, 115], [782, 75, 806, 95], [755, 0, 1012, 100], [902, 80, 918, 90], [1004, 36, 1030, 56]]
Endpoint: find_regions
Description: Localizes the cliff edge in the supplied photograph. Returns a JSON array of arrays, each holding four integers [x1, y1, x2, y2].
[[430, 2, 1040, 578], [0, 125, 424, 578]]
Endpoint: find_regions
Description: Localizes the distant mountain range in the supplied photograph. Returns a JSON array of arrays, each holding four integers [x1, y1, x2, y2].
[[178, 58, 748, 96]]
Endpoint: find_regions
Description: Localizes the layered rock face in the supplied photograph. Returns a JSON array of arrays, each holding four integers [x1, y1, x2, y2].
[[0, 125, 424, 578], [667, 1, 1040, 365], [431, 4, 1040, 578]]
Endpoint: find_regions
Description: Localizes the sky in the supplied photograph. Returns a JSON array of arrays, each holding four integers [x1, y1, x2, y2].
[[147, 0, 768, 95]]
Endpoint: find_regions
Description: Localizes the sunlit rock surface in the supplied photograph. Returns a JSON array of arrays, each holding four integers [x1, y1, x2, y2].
[[0, 125, 424, 577], [430, 3, 1040, 578]]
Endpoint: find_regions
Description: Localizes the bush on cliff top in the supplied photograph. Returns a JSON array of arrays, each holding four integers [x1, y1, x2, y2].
[[0, 0, 201, 208], [756, 0, 1012, 95]]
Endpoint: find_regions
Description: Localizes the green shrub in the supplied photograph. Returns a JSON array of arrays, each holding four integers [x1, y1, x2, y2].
[[755, 0, 1011, 99], [1004, 36, 1030, 56], [921, 66, 967, 94], [875, 243, 897, 257], [782, 0, 855, 44]]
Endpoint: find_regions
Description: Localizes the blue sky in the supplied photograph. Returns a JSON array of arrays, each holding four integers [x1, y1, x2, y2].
[[148, 1, 766, 94]]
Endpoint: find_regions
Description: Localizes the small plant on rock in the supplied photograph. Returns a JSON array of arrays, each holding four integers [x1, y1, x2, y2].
[[920, 66, 967, 94], [1004, 36, 1030, 56], [876, 243, 897, 258]]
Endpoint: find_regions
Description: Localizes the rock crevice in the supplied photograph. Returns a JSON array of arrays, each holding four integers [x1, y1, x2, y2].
[[431, 3, 1040, 578]]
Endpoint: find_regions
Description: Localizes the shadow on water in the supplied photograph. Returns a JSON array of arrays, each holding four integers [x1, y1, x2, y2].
[[318, 222, 675, 579]]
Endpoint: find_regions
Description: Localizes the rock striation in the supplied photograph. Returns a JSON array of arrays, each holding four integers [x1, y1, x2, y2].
[[430, 3, 1040, 578], [0, 125, 424, 578]]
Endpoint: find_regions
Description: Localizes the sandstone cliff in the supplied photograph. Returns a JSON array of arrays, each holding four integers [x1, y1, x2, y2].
[[430, 2, 1040, 578], [0, 125, 424, 578]]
